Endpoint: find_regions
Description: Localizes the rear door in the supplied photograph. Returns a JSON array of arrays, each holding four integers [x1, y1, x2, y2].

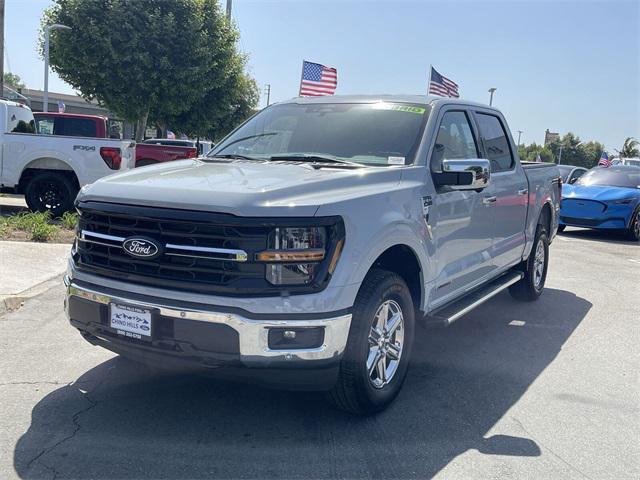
[[429, 107, 496, 305], [473, 110, 528, 270]]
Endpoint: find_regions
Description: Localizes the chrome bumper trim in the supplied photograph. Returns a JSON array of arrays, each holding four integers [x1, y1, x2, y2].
[[64, 276, 352, 364]]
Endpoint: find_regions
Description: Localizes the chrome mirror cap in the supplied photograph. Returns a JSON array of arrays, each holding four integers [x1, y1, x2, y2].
[[440, 158, 491, 190]]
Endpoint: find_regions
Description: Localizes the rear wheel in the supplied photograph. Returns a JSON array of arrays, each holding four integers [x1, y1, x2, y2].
[[627, 208, 640, 241], [328, 269, 415, 415], [24, 171, 77, 217], [509, 224, 549, 302]]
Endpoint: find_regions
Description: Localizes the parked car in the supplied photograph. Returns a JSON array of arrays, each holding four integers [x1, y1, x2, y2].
[[34, 113, 197, 168], [558, 164, 588, 184], [65, 95, 560, 414], [611, 158, 640, 168], [559, 165, 640, 240], [0, 100, 135, 216]]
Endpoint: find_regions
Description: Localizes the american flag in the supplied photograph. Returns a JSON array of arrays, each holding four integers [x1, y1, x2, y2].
[[598, 151, 611, 167], [428, 66, 459, 98], [299, 60, 337, 97]]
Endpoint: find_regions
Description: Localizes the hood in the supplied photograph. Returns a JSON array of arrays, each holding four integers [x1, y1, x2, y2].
[[79, 158, 403, 217], [562, 184, 640, 202]]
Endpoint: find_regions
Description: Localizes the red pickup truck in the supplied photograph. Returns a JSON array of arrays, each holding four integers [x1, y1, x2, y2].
[[33, 112, 197, 167]]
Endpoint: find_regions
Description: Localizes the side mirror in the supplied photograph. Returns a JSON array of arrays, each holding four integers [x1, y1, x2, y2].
[[568, 177, 577, 184], [433, 158, 491, 190]]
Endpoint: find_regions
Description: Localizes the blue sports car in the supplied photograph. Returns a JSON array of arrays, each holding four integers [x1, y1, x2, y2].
[[559, 165, 640, 241]]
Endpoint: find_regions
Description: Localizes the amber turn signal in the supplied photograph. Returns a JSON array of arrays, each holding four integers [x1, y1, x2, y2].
[[255, 249, 326, 262]]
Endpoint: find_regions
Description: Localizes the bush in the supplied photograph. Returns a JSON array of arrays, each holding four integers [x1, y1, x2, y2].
[[30, 222, 58, 242], [61, 211, 78, 230]]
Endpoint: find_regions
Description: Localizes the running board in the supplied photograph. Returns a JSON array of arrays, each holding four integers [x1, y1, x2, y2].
[[426, 271, 524, 326]]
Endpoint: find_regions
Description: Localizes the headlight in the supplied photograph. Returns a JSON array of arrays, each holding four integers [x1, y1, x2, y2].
[[611, 198, 635, 205], [257, 227, 327, 285]]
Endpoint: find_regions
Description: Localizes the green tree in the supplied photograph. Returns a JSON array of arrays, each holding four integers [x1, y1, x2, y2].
[[4, 72, 25, 90], [41, 0, 257, 141], [547, 133, 603, 168], [616, 137, 639, 158]]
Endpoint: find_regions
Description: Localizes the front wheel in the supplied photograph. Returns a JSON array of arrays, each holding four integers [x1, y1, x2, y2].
[[509, 224, 549, 302], [627, 208, 640, 241], [328, 269, 415, 415]]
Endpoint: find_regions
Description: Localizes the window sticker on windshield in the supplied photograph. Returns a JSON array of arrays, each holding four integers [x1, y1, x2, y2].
[[388, 156, 406, 165], [372, 103, 426, 115]]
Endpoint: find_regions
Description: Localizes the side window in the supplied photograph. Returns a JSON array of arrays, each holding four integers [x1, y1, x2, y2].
[[432, 111, 478, 170], [55, 118, 97, 137], [570, 169, 586, 183], [36, 118, 54, 135], [475, 113, 514, 172]]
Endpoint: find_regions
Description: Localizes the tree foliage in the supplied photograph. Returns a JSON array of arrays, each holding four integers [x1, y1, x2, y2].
[[4, 72, 25, 90], [41, 0, 258, 140], [518, 133, 605, 168], [616, 137, 639, 158]]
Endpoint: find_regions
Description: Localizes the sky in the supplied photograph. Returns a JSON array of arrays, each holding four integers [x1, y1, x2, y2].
[[5, 0, 639, 150]]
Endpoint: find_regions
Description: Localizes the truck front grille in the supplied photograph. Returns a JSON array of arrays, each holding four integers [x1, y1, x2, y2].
[[75, 203, 270, 295]]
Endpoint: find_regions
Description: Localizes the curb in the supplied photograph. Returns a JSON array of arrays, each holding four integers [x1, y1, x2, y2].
[[0, 275, 64, 317]]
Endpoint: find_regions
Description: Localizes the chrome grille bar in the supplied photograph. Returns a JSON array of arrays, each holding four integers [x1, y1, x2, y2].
[[79, 230, 248, 262]]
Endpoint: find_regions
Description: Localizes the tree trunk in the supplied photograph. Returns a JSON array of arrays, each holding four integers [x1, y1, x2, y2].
[[134, 109, 149, 142]]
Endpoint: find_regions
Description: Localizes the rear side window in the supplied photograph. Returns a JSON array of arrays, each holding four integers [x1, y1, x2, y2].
[[475, 113, 514, 172], [55, 117, 97, 137]]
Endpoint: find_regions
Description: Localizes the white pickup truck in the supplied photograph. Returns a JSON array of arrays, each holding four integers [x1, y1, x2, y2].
[[0, 100, 135, 216]]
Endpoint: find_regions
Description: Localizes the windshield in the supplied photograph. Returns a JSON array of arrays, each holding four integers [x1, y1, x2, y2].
[[210, 102, 429, 166], [575, 167, 640, 189]]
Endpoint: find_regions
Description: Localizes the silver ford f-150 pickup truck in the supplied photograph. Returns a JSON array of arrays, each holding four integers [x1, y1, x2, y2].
[[65, 95, 561, 414]]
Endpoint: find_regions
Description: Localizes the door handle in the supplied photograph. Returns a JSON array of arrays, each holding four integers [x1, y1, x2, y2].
[[483, 196, 497, 205], [517, 188, 529, 196]]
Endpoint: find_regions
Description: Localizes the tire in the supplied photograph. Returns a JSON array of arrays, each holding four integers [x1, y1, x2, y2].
[[509, 224, 549, 302], [24, 171, 77, 217], [328, 269, 415, 415], [557, 225, 566, 233], [626, 208, 640, 241], [135, 159, 157, 168]]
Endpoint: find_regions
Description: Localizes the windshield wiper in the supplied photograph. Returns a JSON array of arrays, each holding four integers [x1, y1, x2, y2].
[[207, 154, 267, 161], [268, 154, 364, 168]]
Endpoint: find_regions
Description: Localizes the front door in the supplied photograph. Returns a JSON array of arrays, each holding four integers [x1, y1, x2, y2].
[[429, 109, 496, 306]]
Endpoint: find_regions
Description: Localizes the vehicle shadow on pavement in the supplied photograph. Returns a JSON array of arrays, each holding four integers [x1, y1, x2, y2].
[[559, 227, 638, 246], [14, 288, 591, 479]]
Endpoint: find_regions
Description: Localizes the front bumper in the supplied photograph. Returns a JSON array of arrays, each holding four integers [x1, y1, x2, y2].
[[64, 276, 352, 389]]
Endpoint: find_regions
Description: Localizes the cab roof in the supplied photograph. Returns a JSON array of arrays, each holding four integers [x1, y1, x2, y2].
[[279, 94, 492, 109]]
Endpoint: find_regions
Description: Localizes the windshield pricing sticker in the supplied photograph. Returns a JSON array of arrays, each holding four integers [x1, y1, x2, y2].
[[388, 156, 406, 165], [372, 103, 426, 115]]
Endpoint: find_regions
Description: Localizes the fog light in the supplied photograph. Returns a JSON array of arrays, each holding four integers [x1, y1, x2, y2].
[[268, 327, 324, 350]]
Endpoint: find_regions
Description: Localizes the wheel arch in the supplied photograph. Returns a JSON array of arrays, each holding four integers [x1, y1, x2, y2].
[[365, 243, 425, 317], [18, 158, 80, 194]]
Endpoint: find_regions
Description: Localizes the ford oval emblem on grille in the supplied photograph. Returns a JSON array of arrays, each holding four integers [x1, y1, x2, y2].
[[122, 237, 162, 259]]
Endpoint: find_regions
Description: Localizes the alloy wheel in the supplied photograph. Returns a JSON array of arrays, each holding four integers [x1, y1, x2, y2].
[[533, 239, 545, 288], [366, 299, 404, 389]]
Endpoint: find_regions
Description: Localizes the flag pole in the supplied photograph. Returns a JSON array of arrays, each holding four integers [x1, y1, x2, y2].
[[428, 64, 432, 95], [299, 60, 305, 96]]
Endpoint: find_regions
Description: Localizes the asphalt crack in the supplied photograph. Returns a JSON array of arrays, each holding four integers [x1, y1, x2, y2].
[[23, 365, 114, 479]]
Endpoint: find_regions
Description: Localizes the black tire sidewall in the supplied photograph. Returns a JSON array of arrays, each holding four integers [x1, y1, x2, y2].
[[345, 271, 415, 411], [25, 172, 76, 217], [528, 227, 549, 295]]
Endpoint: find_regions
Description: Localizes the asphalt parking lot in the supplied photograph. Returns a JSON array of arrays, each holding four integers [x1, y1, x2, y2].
[[1, 228, 638, 480]]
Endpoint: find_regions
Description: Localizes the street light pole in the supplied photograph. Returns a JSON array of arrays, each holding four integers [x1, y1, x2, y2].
[[488, 87, 497, 106], [517, 130, 523, 147], [226, 0, 232, 20], [264, 84, 271, 107], [43, 23, 71, 112]]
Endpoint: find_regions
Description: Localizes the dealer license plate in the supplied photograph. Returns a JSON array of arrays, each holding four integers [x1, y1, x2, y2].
[[110, 303, 152, 339]]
